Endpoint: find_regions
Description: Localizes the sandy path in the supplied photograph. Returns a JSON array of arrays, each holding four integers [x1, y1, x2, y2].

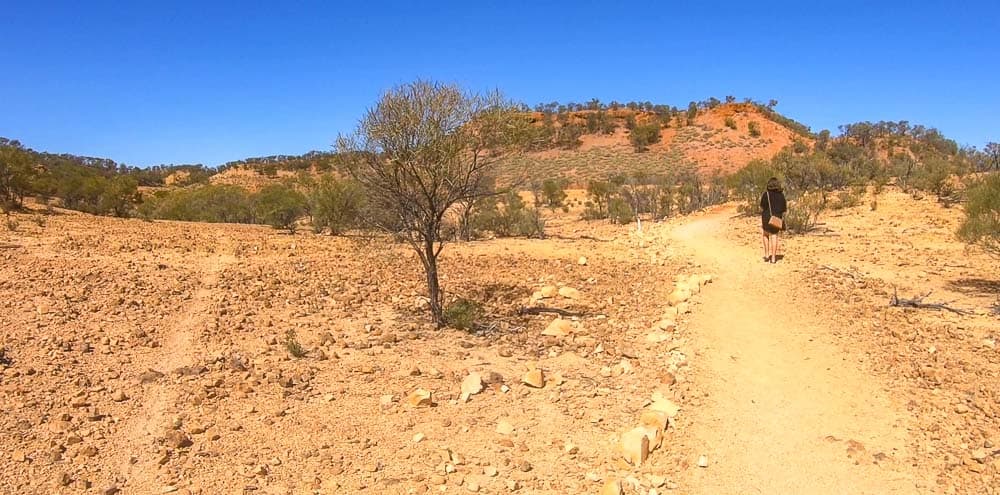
[[666, 208, 920, 494], [116, 249, 235, 492]]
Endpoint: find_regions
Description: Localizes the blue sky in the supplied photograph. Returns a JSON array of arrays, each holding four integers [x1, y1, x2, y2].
[[1, 0, 997, 167]]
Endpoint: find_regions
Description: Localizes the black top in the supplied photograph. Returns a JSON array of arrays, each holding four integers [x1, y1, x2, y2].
[[760, 190, 787, 221]]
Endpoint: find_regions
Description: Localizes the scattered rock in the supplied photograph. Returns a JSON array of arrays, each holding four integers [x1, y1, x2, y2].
[[558, 287, 580, 299], [460, 372, 484, 400], [406, 389, 433, 407], [164, 430, 193, 449], [521, 369, 545, 388], [698, 455, 709, 468], [496, 420, 514, 435], [600, 480, 622, 495], [542, 318, 574, 337], [621, 427, 650, 466], [649, 391, 680, 418]]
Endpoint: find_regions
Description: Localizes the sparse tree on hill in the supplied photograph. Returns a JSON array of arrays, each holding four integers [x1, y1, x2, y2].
[[629, 122, 661, 152], [686, 102, 698, 125], [337, 80, 530, 327], [815, 129, 831, 152], [0, 142, 35, 211], [985, 142, 1000, 171]]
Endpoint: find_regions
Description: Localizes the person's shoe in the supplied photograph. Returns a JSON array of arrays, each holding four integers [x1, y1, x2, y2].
[[770, 256, 776, 264]]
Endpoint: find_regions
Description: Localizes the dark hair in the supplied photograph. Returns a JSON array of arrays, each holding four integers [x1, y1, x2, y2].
[[766, 177, 782, 192]]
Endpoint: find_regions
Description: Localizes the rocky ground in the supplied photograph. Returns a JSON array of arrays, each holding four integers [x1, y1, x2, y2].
[[0, 188, 997, 494]]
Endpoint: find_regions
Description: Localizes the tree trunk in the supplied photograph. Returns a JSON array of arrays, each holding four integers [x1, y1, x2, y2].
[[422, 237, 444, 327]]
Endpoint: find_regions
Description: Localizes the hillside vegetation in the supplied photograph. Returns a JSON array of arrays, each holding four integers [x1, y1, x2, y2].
[[2, 94, 997, 253]]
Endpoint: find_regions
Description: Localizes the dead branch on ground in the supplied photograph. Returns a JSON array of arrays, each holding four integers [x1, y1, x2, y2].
[[890, 287, 972, 315], [820, 264, 858, 279], [519, 307, 584, 318]]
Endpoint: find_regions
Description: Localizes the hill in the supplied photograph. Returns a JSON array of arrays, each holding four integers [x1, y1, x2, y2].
[[502, 102, 808, 185]]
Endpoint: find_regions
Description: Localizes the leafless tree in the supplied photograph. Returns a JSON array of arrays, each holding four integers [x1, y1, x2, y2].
[[337, 80, 530, 326]]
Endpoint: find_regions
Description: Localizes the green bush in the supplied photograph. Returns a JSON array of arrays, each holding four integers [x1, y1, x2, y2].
[[471, 190, 545, 238], [629, 122, 661, 152], [585, 180, 614, 219], [607, 197, 635, 224], [784, 192, 826, 234], [255, 184, 307, 232], [728, 159, 777, 215], [307, 175, 366, 234], [138, 184, 255, 223], [748, 121, 761, 137], [724, 116, 737, 130], [912, 156, 955, 198], [957, 173, 1000, 253], [831, 187, 864, 210], [541, 179, 567, 209], [555, 124, 584, 149], [443, 298, 483, 331], [284, 329, 306, 358]]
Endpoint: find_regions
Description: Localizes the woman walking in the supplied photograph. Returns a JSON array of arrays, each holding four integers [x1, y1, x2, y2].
[[760, 177, 787, 264]]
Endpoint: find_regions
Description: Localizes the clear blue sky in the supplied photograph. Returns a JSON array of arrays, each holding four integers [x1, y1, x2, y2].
[[1, 0, 997, 167]]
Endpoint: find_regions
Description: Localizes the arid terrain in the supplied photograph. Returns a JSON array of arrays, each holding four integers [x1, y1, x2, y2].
[[1, 188, 997, 495]]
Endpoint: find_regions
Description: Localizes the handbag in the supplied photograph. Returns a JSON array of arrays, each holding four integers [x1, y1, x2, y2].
[[766, 191, 783, 230]]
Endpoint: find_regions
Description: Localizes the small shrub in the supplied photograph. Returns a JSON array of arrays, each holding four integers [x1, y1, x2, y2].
[[629, 122, 661, 152], [607, 197, 635, 224], [724, 116, 737, 130], [784, 192, 826, 233], [541, 179, 568, 209], [957, 173, 1000, 253], [443, 298, 483, 331], [912, 156, 954, 197], [308, 176, 366, 235], [748, 121, 761, 138], [5, 216, 18, 232], [255, 184, 306, 232], [284, 330, 306, 358], [831, 187, 863, 210], [31, 215, 45, 227], [0, 346, 11, 366]]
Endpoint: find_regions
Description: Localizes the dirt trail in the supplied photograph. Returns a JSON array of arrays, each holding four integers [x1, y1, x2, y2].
[[665, 208, 920, 494], [117, 248, 236, 492]]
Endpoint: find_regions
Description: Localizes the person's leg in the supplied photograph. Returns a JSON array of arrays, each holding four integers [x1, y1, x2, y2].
[[768, 234, 777, 262], [775, 233, 782, 261], [762, 231, 769, 261]]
